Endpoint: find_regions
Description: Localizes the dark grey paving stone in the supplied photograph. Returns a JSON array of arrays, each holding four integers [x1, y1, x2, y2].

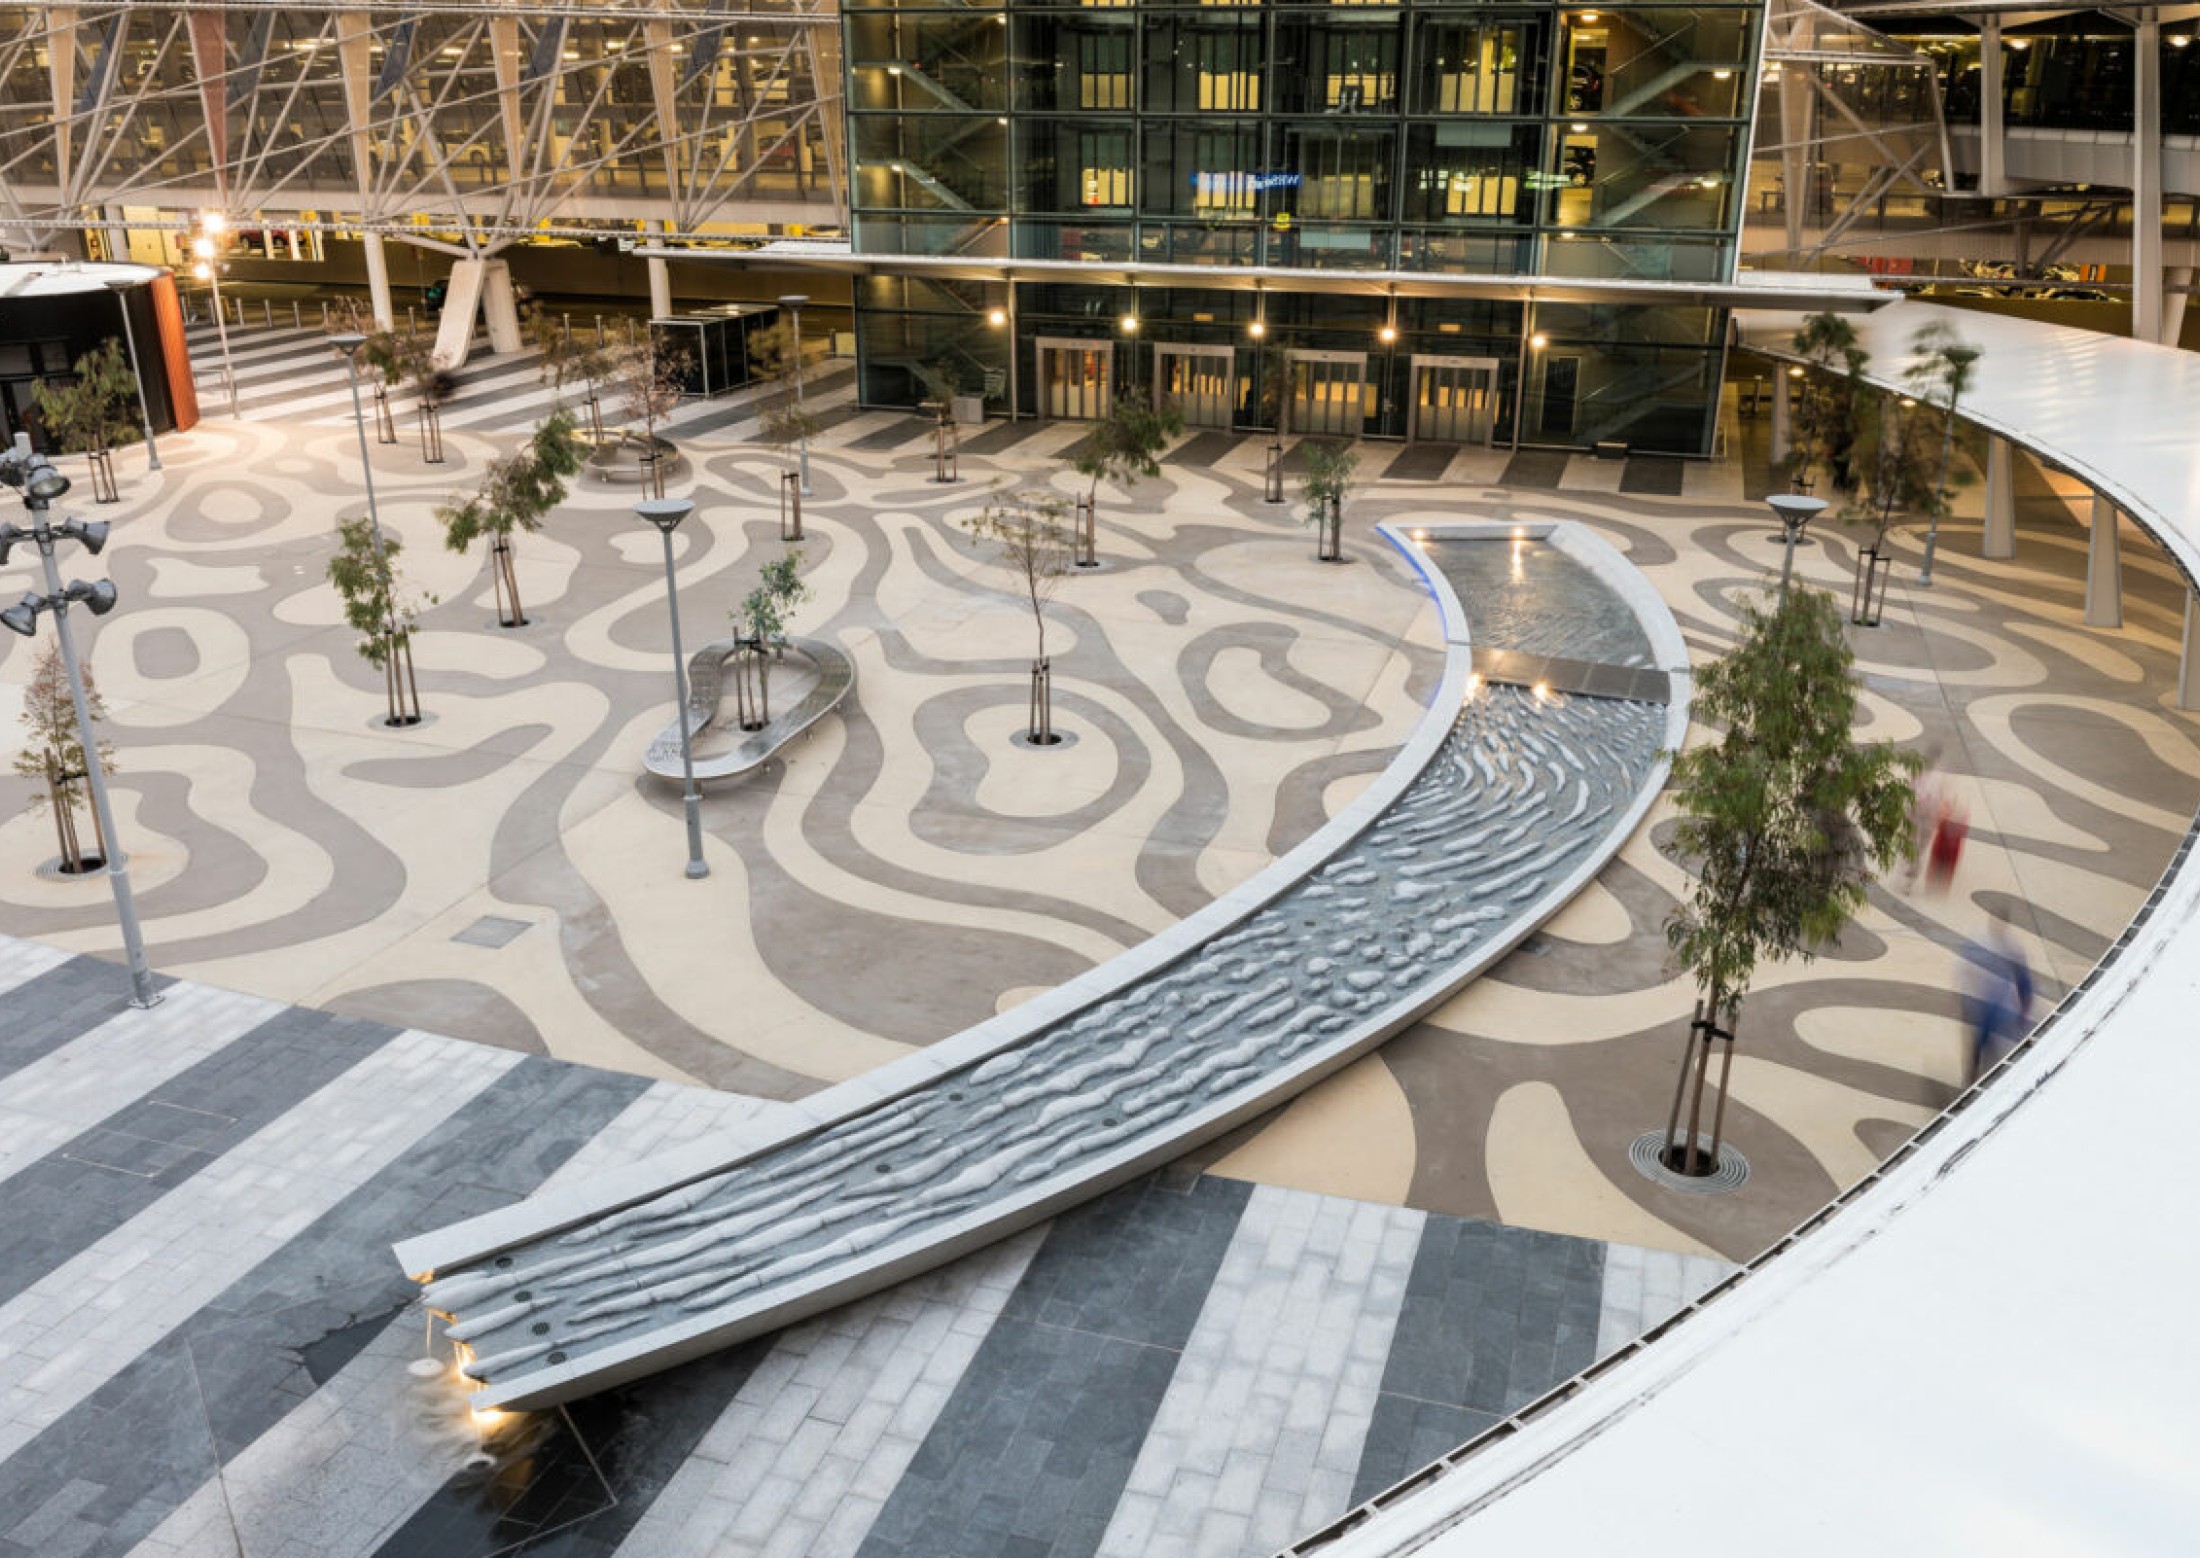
[[1162, 430, 1241, 469], [0, 1055, 652, 1558], [0, 956, 173, 1082], [961, 419, 1058, 457], [1620, 456, 1686, 495], [850, 416, 937, 451], [452, 915, 531, 949], [1499, 449, 1571, 489], [858, 1175, 1252, 1558], [1349, 1217, 1606, 1506], [0, 1008, 399, 1307], [1383, 444, 1456, 481]]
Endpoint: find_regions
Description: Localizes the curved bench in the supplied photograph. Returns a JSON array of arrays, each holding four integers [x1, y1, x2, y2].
[[643, 634, 855, 783], [398, 519, 1693, 1411]]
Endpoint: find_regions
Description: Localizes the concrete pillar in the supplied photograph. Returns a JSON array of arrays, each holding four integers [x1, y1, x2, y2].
[[2164, 266, 2194, 349], [481, 258, 523, 354], [1770, 369, 1792, 466], [647, 220, 673, 322], [1979, 17, 2007, 197], [362, 231, 394, 329], [1983, 436, 2016, 559], [2085, 495, 2125, 628], [2180, 591, 2200, 710], [2135, 11, 2165, 344]]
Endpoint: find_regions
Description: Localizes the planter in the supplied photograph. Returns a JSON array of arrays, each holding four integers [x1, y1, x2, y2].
[[952, 393, 984, 426]]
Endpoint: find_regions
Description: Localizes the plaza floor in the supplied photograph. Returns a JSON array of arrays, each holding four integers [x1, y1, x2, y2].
[[0, 329, 2192, 1557]]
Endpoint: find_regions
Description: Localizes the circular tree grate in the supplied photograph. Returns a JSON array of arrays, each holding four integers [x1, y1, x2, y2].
[[1629, 1130, 1750, 1195]]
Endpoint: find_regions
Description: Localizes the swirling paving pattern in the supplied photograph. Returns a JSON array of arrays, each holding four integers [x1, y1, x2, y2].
[[3, 334, 2198, 1557]]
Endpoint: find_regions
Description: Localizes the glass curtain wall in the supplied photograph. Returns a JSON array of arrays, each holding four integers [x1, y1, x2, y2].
[[847, 0, 1760, 450]]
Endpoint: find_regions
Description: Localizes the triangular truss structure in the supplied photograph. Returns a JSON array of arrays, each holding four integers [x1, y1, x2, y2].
[[1750, 0, 1952, 263], [0, 1, 846, 254]]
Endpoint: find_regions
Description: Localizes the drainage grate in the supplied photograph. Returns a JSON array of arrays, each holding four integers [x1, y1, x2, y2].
[[453, 915, 532, 949], [1628, 1130, 1750, 1195]]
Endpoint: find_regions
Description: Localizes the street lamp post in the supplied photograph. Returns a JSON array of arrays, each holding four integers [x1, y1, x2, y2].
[[192, 211, 239, 417], [1767, 493, 1827, 600], [777, 294, 811, 496], [329, 335, 395, 566], [0, 435, 160, 1007], [101, 280, 161, 472], [637, 497, 709, 879]]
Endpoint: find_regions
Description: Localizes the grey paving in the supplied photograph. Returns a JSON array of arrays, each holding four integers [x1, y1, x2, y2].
[[0, 955, 168, 1081], [1381, 444, 1456, 481], [0, 1006, 397, 1307], [1619, 455, 1686, 495], [855, 1175, 1255, 1558], [1497, 448, 1571, 488], [1348, 1220, 1606, 1507], [0, 1052, 648, 1558]]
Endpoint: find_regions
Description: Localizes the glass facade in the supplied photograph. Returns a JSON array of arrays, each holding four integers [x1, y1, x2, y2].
[[846, 0, 1759, 452]]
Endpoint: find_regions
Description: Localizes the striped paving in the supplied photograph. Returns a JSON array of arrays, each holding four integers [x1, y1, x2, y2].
[[0, 943, 1729, 1558]]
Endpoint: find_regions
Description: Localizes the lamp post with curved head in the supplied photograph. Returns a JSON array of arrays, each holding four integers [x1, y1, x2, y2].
[[777, 294, 811, 496], [0, 435, 159, 1007], [101, 279, 161, 471], [1767, 493, 1827, 600], [637, 496, 709, 879]]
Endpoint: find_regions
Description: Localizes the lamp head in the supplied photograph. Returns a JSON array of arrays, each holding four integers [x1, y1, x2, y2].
[[0, 523, 25, 566], [778, 294, 808, 309], [61, 519, 109, 555], [0, 594, 40, 637], [67, 579, 119, 616], [26, 461, 69, 502], [1766, 493, 1828, 537], [330, 332, 367, 355], [636, 497, 693, 535]]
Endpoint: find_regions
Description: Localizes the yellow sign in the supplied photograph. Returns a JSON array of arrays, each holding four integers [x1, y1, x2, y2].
[[1272, 211, 1292, 231]]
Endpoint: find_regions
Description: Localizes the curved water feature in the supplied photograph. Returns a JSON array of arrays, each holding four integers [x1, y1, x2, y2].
[[400, 521, 1692, 1410]]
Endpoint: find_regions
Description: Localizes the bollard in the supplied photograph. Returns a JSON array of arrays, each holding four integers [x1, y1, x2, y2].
[[293, 301, 303, 328]]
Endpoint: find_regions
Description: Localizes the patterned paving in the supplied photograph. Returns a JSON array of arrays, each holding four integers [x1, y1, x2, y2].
[[0, 334, 2195, 1554]]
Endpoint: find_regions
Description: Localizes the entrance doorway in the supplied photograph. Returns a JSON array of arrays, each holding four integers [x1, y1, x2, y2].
[[1154, 344, 1234, 430], [1286, 350, 1369, 438], [1410, 356, 1501, 445], [1036, 338, 1113, 420], [1535, 353, 1582, 440]]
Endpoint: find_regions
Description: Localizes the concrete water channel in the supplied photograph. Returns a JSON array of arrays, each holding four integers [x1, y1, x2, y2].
[[398, 521, 1694, 1411]]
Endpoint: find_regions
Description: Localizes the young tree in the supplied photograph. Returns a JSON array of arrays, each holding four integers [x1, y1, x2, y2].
[[1904, 321, 1983, 586], [609, 337, 691, 497], [1782, 312, 1869, 498], [729, 548, 810, 730], [327, 514, 434, 727], [964, 487, 1075, 745], [1661, 585, 1922, 1175], [31, 339, 140, 502], [1067, 387, 1182, 566], [11, 641, 116, 872], [1842, 391, 1941, 623], [1298, 440, 1361, 562], [530, 313, 614, 442], [436, 408, 586, 628]]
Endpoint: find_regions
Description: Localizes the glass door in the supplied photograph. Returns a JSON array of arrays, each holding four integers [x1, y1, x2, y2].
[[1036, 338, 1114, 420], [1154, 344, 1234, 430], [1286, 350, 1369, 438], [1410, 356, 1501, 445]]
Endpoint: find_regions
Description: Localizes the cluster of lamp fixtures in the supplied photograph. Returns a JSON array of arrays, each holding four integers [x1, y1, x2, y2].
[[0, 462, 115, 637]]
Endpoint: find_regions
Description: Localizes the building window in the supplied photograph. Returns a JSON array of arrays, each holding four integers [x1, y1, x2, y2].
[[1080, 130, 1134, 206], [1077, 31, 1134, 110]]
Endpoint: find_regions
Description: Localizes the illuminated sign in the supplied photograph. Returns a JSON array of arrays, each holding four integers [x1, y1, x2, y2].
[[1189, 172, 1303, 198]]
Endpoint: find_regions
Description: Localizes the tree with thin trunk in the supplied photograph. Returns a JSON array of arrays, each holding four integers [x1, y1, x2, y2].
[[1782, 312, 1869, 499], [436, 408, 585, 628], [531, 313, 614, 443], [608, 337, 691, 497], [965, 487, 1075, 745], [11, 641, 115, 872], [327, 514, 434, 727], [1904, 321, 1983, 586], [750, 321, 825, 493], [32, 339, 141, 502], [1067, 387, 1181, 566], [1661, 585, 1921, 1175], [1298, 440, 1361, 562], [730, 549, 809, 730]]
